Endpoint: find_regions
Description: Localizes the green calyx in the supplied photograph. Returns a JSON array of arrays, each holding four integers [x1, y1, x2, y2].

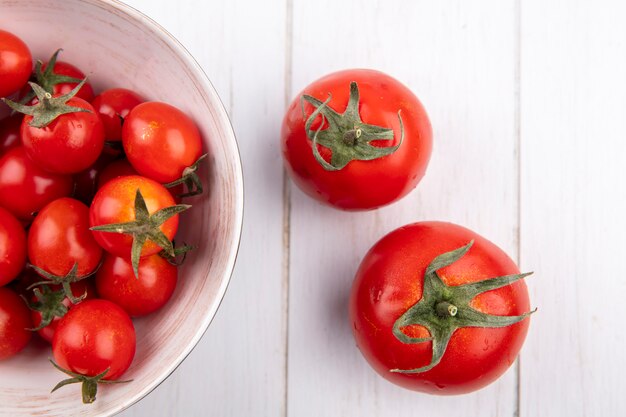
[[2, 79, 90, 128], [24, 285, 69, 331], [301, 81, 404, 171], [391, 241, 535, 374], [90, 189, 191, 278], [159, 242, 196, 266], [21, 49, 83, 105], [163, 153, 208, 197], [27, 263, 91, 304], [50, 360, 131, 404]]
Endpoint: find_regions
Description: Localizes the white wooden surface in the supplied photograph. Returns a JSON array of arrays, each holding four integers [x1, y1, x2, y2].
[[119, 0, 623, 416]]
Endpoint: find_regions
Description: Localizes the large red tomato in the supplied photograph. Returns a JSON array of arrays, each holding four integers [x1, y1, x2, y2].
[[350, 221, 533, 394], [0, 205, 26, 286], [282, 69, 432, 210], [0, 287, 32, 360], [0, 30, 32, 98], [0, 146, 73, 221]]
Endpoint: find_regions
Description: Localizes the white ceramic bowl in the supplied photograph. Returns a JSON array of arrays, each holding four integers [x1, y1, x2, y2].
[[0, 1, 243, 415]]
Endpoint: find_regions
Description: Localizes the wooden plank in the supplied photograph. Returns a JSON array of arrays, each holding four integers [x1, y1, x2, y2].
[[520, 1, 626, 416], [287, 1, 520, 416], [119, 1, 288, 416]]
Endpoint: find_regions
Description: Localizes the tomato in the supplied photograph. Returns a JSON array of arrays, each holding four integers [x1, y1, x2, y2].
[[96, 158, 137, 189], [52, 299, 135, 402], [282, 69, 432, 210], [350, 221, 532, 394], [91, 88, 144, 141], [0, 114, 22, 156], [0, 287, 32, 360], [0, 30, 32, 98], [0, 146, 73, 221], [30, 280, 97, 343], [28, 198, 102, 279], [96, 253, 177, 317], [0, 206, 26, 286], [20, 94, 105, 174], [41, 60, 93, 101], [72, 152, 119, 205], [89, 175, 185, 260], [122, 102, 203, 183]]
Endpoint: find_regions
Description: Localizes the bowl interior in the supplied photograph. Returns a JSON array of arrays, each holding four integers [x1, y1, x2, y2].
[[0, 1, 243, 415]]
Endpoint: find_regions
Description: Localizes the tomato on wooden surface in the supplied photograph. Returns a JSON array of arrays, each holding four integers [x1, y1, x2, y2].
[[89, 175, 189, 276], [52, 299, 135, 403], [0, 146, 73, 221], [350, 221, 533, 395], [282, 69, 432, 210], [122, 102, 203, 183], [92, 88, 144, 141], [96, 253, 177, 317], [0, 205, 26, 286], [0, 114, 23, 156], [0, 30, 32, 98], [0, 287, 33, 360], [29, 280, 97, 343], [28, 197, 103, 279]]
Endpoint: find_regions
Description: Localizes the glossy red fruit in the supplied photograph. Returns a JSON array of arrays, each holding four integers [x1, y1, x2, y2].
[[96, 158, 137, 189], [0, 206, 26, 286], [92, 88, 144, 141], [0, 115, 22, 156], [0, 30, 32, 98], [0, 287, 32, 360], [39, 60, 94, 102]]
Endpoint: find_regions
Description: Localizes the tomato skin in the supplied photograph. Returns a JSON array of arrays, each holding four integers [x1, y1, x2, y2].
[[349, 221, 530, 394], [39, 60, 94, 102], [0, 206, 26, 286], [0, 287, 32, 360], [0, 146, 73, 221], [96, 253, 177, 317], [282, 69, 432, 210], [28, 198, 102, 278], [21, 96, 105, 174], [52, 299, 135, 380], [31, 280, 97, 343], [89, 175, 180, 258], [72, 151, 119, 205], [0, 30, 32, 98], [97, 158, 138, 189], [92, 88, 144, 141], [122, 102, 203, 183], [0, 115, 22, 156]]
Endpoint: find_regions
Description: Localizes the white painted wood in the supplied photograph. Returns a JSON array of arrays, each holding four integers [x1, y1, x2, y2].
[[118, 1, 287, 416], [287, 1, 521, 416], [520, 1, 626, 416]]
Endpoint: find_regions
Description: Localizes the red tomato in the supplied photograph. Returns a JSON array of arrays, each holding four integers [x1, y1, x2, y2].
[[0, 206, 26, 286], [39, 59, 94, 102], [28, 198, 102, 278], [96, 253, 177, 317], [0, 30, 32, 98], [72, 152, 119, 205], [0, 114, 22, 155], [89, 175, 181, 258], [91, 88, 144, 141], [30, 280, 97, 343], [282, 69, 432, 210], [96, 158, 137, 189], [122, 102, 203, 183], [0, 146, 73, 221], [21, 95, 105, 174], [350, 221, 532, 394], [52, 299, 135, 380], [0, 287, 32, 360]]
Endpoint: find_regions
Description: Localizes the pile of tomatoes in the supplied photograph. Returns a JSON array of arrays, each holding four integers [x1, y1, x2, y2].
[[0, 29, 205, 403]]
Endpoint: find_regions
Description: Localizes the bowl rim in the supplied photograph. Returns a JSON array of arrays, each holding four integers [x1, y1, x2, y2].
[[92, 0, 244, 415]]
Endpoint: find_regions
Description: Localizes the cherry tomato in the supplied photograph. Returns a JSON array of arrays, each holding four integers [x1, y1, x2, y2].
[[96, 253, 177, 317], [96, 158, 137, 189], [21, 95, 105, 174], [0, 30, 32, 98], [52, 299, 135, 380], [30, 280, 97, 343], [0, 114, 22, 156], [350, 221, 532, 394], [282, 69, 432, 210], [89, 175, 180, 258], [0, 206, 26, 286], [72, 152, 119, 205], [39, 60, 94, 102], [28, 198, 102, 279], [92, 88, 144, 141], [0, 287, 32, 360], [0, 146, 73, 221], [122, 102, 203, 183]]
